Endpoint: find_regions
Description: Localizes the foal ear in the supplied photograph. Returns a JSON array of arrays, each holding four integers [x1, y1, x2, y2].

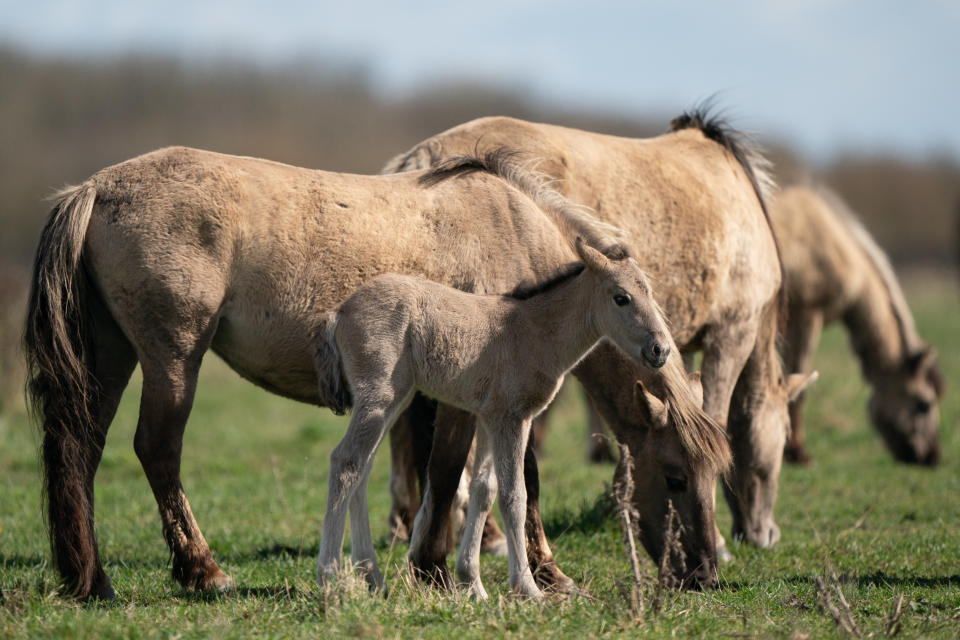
[[687, 371, 704, 408], [575, 236, 611, 273], [634, 380, 669, 429], [785, 370, 819, 402]]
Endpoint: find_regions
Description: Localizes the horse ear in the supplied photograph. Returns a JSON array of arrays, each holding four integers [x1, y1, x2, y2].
[[634, 380, 669, 428], [686, 370, 704, 408], [785, 370, 818, 402], [906, 346, 937, 375], [575, 236, 610, 273]]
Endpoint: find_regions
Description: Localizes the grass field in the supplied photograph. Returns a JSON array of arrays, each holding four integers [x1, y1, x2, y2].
[[1, 277, 958, 638]]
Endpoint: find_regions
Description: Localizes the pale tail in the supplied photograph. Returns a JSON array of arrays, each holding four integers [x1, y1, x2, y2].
[[314, 312, 352, 415]]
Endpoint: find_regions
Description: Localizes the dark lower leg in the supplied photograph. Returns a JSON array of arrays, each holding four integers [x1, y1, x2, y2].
[[408, 405, 474, 587], [522, 438, 575, 591]]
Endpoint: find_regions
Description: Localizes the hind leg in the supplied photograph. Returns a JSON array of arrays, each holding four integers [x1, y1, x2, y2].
[[51, 300, 138, 599], [135, 344, 230, 592], [318, 382, 414, 591]]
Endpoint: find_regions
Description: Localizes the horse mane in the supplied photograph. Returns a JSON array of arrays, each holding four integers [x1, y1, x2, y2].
[[815, 185, 922, 357], [658, 353, 733, 474], [671, 102, 786, 330], [418, 148, 631, 257]]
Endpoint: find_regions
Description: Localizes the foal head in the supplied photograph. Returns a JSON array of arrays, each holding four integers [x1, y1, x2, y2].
[[575, 238, 670, 369], [868, 346, 944, 466]]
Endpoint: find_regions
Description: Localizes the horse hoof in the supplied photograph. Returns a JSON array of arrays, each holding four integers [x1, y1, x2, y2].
[[85, 577, 116, 601], [201, 569, 234, 593], [533, 562, 578, 594], [480, 536, 508, 557], [717, 546, 735, 564]]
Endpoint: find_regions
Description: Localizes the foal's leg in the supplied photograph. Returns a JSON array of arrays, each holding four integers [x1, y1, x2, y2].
[[782, 307, 823, 465], [317, 383, 414, 591], [455, 428, 496, 599], [347, 464, 384, 591], [488, 417, 543, 600]]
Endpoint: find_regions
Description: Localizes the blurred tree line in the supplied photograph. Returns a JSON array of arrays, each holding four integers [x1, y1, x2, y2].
[[0, 46, 957, 405]]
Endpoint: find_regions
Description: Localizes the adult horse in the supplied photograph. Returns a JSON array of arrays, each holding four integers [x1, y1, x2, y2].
[[24, 145, 725, 599], [772, 185, 944, 465], [384, 110, 817, 585]]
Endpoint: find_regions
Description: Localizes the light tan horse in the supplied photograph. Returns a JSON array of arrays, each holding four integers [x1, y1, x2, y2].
[[385, 110, 818, 584], [23, 144, 726, 599], [314, 239, 675, 599], [772, 185, 944, 465]]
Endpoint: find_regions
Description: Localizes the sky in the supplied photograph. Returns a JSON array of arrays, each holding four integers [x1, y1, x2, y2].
[[3, 0, 959, 162]]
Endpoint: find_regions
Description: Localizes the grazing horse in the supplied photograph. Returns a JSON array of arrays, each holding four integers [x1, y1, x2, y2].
[[772, 185, 944, 465], [314, 238, 680, 599], [23, 144, 725, 599], [384, 110, 818, 587]]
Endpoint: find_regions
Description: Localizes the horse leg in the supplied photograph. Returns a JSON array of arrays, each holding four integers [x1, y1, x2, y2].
[[134, 342, 232, 592], [698, 320, 757, 562], [317, 384, 413, 591], [348, 464, 385, 592], [49, 298, 138, 599], [387, 394, 437, 541], [522, 435, 576, 592], [782, 307, 823, 465], [489, 417, 542, 599], [455, 428, 496, 600], [408, 404, 475, 587], [585, 389, 614, 463]]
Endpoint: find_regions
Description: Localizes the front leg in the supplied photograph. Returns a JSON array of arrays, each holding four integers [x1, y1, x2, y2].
[[523, 436, 577, 592], [408, 404, 476, 587], [782, 307, 824, 465], [488, 417, 543, 600]]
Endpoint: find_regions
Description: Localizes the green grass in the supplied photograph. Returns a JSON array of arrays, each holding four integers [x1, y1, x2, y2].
[[2, 278, 959, 638]]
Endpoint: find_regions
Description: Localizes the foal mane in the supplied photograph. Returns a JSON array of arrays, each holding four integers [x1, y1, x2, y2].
[[419, 148, 630, 257], [658, 355, 733, 474]]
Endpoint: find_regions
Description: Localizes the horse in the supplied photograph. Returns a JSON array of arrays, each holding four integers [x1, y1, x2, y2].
[[383, 109, 818, 587], [772, 185, 944, 465], [23, 144, 726, 600], [314, 238, 683, 599]]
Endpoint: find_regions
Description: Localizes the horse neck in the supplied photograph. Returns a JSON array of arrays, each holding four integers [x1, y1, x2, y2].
[[512, 271, 603, 374], [841, 266, 916, 379]]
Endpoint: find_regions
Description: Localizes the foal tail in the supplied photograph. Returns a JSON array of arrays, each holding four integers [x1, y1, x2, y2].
[[23, 184, 103, 597], [314, 312, 352, 415]]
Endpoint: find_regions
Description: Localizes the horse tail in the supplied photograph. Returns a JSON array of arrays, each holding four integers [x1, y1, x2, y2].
[[314, 311, 351, 415], [670, 104, 787, 324], [23, 183, 102, 596]]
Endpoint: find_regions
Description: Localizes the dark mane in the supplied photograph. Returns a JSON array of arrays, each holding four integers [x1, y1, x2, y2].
[[417, 147, 522, 187], [671, 102, 786, 324], [507, 262, 585, 301]]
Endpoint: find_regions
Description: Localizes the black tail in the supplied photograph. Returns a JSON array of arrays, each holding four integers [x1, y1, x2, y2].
[[23, 184, 106, 598]]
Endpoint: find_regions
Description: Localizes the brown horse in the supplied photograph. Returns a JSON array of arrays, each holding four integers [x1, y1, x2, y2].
[[23, 145, 725, 599], [384, 110, 818, 586], [772, 185, 944, 465]]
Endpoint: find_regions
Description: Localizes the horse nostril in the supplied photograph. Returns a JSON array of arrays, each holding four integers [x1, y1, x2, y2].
[[652, 343, 662, 357]]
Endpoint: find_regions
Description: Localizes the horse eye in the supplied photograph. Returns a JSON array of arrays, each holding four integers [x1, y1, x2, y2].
[[613, 294, 631, 307], [915, 399, 932, 414], [665, 476, 688, 492]]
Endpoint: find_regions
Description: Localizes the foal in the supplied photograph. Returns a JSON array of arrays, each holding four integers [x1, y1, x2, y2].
[[313, 238, 671, 599]]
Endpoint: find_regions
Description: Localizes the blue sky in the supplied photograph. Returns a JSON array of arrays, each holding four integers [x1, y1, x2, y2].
[[4, 1, 959, 162]]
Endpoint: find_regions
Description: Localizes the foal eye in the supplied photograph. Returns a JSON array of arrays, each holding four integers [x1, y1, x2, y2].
[[915, 399, 932, 414], [613, 294, 631, 306], [665, 476, 688, 492]]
